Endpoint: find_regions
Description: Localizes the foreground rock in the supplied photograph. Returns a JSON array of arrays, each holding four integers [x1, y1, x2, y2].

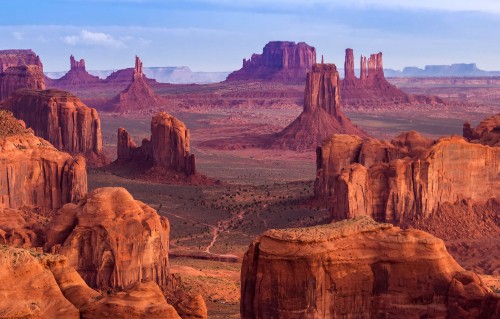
[[241, 216, 500, 318], [117, 112, 198, 179], [109, 56, 166, 112], [464, 113, 500, 147], [226, 41, 316, 83], [315, 130, 499, 229], [3, 89, 107, 166], [0, 110, 87, 209], [273, 63, 366, 150]]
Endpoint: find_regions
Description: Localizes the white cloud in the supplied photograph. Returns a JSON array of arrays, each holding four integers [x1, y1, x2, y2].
[[62, 30, 125, 47], [12, 31, 24, 40]]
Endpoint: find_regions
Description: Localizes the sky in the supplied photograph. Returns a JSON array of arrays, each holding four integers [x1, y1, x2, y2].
[[1, 0, 499, 72]]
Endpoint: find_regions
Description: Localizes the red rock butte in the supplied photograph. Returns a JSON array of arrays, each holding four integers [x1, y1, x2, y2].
[[48, 55, 101, 87], [108, 56, 166, 112], [2, 89, 106, 166], [226, 41, 316, 83], [241, 216, 500, 318], [272, 63, 367, 151]]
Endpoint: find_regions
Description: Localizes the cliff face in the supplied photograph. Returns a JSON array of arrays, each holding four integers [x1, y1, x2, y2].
[[0, 110, 87, 210], [0, 49, 43, 72], [117, 112, 196, 175], [241, 216, 500, 319], [226, 41, 316, 83], [315, 131, 499, 223], [109, 56, 165, 112], [272, 63, 366, 151], [3, 89, 105, 164]]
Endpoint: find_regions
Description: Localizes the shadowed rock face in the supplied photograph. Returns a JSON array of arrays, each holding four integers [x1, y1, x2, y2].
[[463, 113, 500, 147], [0, 110, 87, 210], [315, 130, 499, 223], [272, 63, 366, 151], [117, 112, 196, 175], [241, 216, 500, 319], [226, 41, 316, 83], [3, 89, 106, 165]]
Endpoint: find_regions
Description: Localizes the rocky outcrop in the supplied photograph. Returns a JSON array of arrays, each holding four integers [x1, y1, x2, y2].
[[0, 49, 43, 72], [3, 89, 106, 165], [0, 208, 48, 247], [44, 187, 170, 291], [109, 56, 166, 112], [315, 131, 499, 224], [49, 55, 101, 87], [117, 112, 196, 176], [272, 63, 367, 150], [241, 216, 500, 319], [340, 48, 445, 107], [0, 110, 87, 210], [226, 41, 316, 83], [464, 113, 500, 147]]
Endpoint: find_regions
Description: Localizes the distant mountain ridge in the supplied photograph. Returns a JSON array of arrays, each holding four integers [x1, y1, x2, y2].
[[45, 66, 229, 84]]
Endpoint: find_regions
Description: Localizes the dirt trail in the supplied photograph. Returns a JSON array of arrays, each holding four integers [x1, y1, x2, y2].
[[204, 210, 245, 258]]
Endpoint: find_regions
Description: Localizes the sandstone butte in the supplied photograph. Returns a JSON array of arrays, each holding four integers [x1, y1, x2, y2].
[[226, 41, 316, 83], [108, 56, 166, 112], [0, 109, 87, 210], [2, 89, 107, 166], [241, 216, 500, 319], [0, 50, 45, 101], [117, 112, 196, 176], [272, 63, 367, 151], [48, 55, 102, 87], [314, 124, 499, 226], [463, 113, 500, 147], [340, 48, 444, 107], [0, 187, 207, 319]]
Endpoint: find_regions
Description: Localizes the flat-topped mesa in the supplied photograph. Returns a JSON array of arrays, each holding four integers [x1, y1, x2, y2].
[[117, 112, 196, 175], [0, 49, 43, 72], [0, 110, 87, 210], [272, 63, 367, 151], [49, 55, 101, 87], [315, 129, 499, 225], [241, 216, 500, 319], [226, 41, 316, 83], [2, 89, 106, 165], [108, 56, 165, 112]]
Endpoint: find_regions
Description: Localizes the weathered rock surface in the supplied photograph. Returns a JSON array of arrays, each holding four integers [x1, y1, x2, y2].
[[315, 131, 499, 224], [226, 41, 316, 83], [0, 110, 87, 209], [117, 112, 196, 176], [3, 89, 106, 165], [273, 63, 366, 150], [0, 49, 43, 72], [44, 187, 170, 291], [0, 208, 48, 247], [109, 56, 166, 112], [464, 113, 500, 147], [241, 216, 500, 319], [49, 55, 102, 87], [340, 48, 445, 107]]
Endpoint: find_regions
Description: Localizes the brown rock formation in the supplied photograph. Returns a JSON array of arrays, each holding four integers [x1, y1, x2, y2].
[[3, 89, 106, 165], [0, 110, 87, 210], [241, 216, 500, 319], [44, 187, 170, 291], [0, 208, 48, 247], [315, 131, 499, 224], [117, 112, 196, 176], [464, 113, 500, 147], [226, 41, 316, 83], [50, 55, 102, 87], [272, 63, 367, 150], [0, 49, 43, 72], [340, 48, 444, 107], [109, 56, 166, 112]]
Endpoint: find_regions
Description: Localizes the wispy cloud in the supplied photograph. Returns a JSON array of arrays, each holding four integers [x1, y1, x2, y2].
[[62, 30, 125, 47], [12, 31, 24, 40]]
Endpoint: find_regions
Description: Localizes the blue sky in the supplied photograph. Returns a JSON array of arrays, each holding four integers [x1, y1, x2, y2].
[[1, 0, 499, 72]]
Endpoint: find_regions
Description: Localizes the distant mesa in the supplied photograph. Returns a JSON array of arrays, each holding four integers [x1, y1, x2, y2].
[[272, 63, 367, 151], [226, 41, 316, 83], [241, 216, 500, 318], [0, 49, 45, 101], [385, 63, 500, 77], [107, 56, 166, 112], [2, 89, 107, 166]]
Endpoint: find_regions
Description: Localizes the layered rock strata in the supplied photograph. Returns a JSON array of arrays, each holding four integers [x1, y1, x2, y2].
[[0, 110, 87, 209], [3, 89, 105, 164], [273, 63, 366, 150], [315, 131, 499, 223], [117, 112, 196, 175], [241, 216, 500, 319], [463, 113, 500, 147], [226, 41, 316, 83]]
